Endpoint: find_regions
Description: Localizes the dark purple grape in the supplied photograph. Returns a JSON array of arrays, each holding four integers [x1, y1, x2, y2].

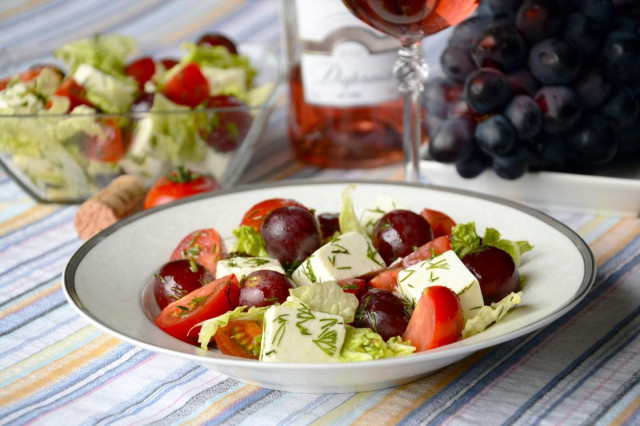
[[507, 69, 540, 96], [535, 86, 584, 134], [372, 210, 433, 265], [423, 77, 463, 117], [450, 16, 491, 45], [525, 133, 567, 171], [483, 0, 522, 13], [424, 112, 445, 136], [131, 92, 155, 112], [355, 289, 410, 341], [447, 96, 476, 119], [464, 68, 513, 115], [611, 17, 640, 34], [601, 87, 640, 129], [528, 38, 583, 85], [612, 0, 640, 17], [463, 246, 520, 304], [261, 206, 322, 269], [566, 114, 617, 165], [154, 259, 213, 310], [317, 212, 340, 242], [475, 114, 518, 156], [600, 31, 640, 83], [562, 13, 602, 57], [614, 119, 640, 155], [492, 143, 530, 180], [516, 0, 564, 44], [427, 117, 475, 163], [578, 0, 615, 29], [471, 23, 528, 72], [504, 95, 543, 139], [440, 43, 477, 83], [573, 67, 612, 109], [456, 145, 490, 178], [239, 270, 295, 308]]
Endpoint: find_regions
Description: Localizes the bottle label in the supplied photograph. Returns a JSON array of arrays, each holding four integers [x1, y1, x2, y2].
[[295, 0, 401, 107]]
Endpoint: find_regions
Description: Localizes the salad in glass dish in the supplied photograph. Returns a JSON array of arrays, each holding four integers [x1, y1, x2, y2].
[[0, 33, 278, 202], [150, 185, 533, 362]]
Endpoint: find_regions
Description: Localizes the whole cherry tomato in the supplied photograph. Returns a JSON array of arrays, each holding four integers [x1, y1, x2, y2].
[[144, 167, 219, 209]]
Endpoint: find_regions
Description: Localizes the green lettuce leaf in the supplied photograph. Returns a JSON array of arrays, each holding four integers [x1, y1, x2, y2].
[[148, 93, 207, 163], [174, 42, 256, 87], [232, 225, 268, 257], [339, 184, 367, 236], [286, 281, 359, 323], [450, 222, 482, 259], [339, 327, 415, 361], [54, 33, 136, 75], [481, 228, 534, 266], [461, 291, 522, 338], [197, 306, 268, 349]]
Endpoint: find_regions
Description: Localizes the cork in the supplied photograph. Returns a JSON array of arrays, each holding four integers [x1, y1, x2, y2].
[[74, 175, 146, 241]]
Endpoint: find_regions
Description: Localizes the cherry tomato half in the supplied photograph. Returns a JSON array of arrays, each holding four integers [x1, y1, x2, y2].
[[420, 208, 456, 239], [144, 167, 220, 209], [170, 228, 226, 277], [403, 285, 463, 352], [49, 78, 93, 112], [214, 320, 262, 358], [162, 62, 209, 107], [240, 198, 311, 233], [155, 274, 240, 345]]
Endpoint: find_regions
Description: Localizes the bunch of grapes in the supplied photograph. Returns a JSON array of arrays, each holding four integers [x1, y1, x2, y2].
[[424, 0, 640, 179]]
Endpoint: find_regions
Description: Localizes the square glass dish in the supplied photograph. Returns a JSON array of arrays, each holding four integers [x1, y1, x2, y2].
[[0, 40, 282, 203]]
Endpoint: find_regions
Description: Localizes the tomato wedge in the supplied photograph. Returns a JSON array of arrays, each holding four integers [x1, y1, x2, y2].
[[170, 228, 226, 276], [402, 235, 452, 268], [49, 78, 93, 112], [403, 285, 463, 352], [155, 275, 240, 344], [420, 208, 456, 239], [125, 56, 156, 91], [214, 319, 262, 359], [162, 62, 209, 107], [82, 118, 126, 162], [240, 198, 311, 232], [369, 268, 401, 292]]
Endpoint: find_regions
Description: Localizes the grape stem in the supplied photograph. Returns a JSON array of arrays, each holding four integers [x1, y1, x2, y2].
[[394, 42, 429, 183]]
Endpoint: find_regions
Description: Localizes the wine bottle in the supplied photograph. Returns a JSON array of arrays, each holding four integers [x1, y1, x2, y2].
[[281, 0, 404, 168]]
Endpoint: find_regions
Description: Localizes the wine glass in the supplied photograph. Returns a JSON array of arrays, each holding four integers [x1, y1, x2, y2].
[[342, 0, 480, 182]]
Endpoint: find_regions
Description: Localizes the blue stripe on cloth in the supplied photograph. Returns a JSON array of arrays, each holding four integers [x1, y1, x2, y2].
[[84, 363, 205, 425], [0, 287, 66, 336], [403, 233, 640, 424], [596, 370, 640, 424], [0, 207, 75, 251], [533, 313, 640, 425], [0, 238, 80, 290], [1, 344, 150, 424]]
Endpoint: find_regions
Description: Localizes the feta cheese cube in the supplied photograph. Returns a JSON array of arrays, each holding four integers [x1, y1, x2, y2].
[[260, 305, 346, 363], [360, 195, 408, 234], [291, 231, 385, 287], [397, 250, 484, 320], [215, 256, 285, 281]]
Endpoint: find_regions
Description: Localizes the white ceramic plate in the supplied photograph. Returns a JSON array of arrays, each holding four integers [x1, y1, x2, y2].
[[63, 180, 595, 393]]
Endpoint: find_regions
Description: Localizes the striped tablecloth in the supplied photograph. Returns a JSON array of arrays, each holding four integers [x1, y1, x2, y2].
[[1, 1, 640, 425]]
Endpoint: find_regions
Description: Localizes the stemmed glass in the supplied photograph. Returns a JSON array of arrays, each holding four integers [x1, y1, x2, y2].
[[342, 0, 479, 182]]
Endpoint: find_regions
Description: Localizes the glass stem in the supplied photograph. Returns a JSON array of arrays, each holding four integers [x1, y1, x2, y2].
[[394, 42, 428, 183]]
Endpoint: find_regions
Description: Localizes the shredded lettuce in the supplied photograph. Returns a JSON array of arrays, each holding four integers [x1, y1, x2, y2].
[[53, 33, 136, 75], [197, 306, 268, 349], [148, 93, 207, 163], [286, 281, 359, 324], [232, 225, 268, 257], [451, 222, 533, 265], [339, 327, 415, 361], [174, 42, 256, 87], [462, 292, 522, 338], [339, 184, 367, 236]]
